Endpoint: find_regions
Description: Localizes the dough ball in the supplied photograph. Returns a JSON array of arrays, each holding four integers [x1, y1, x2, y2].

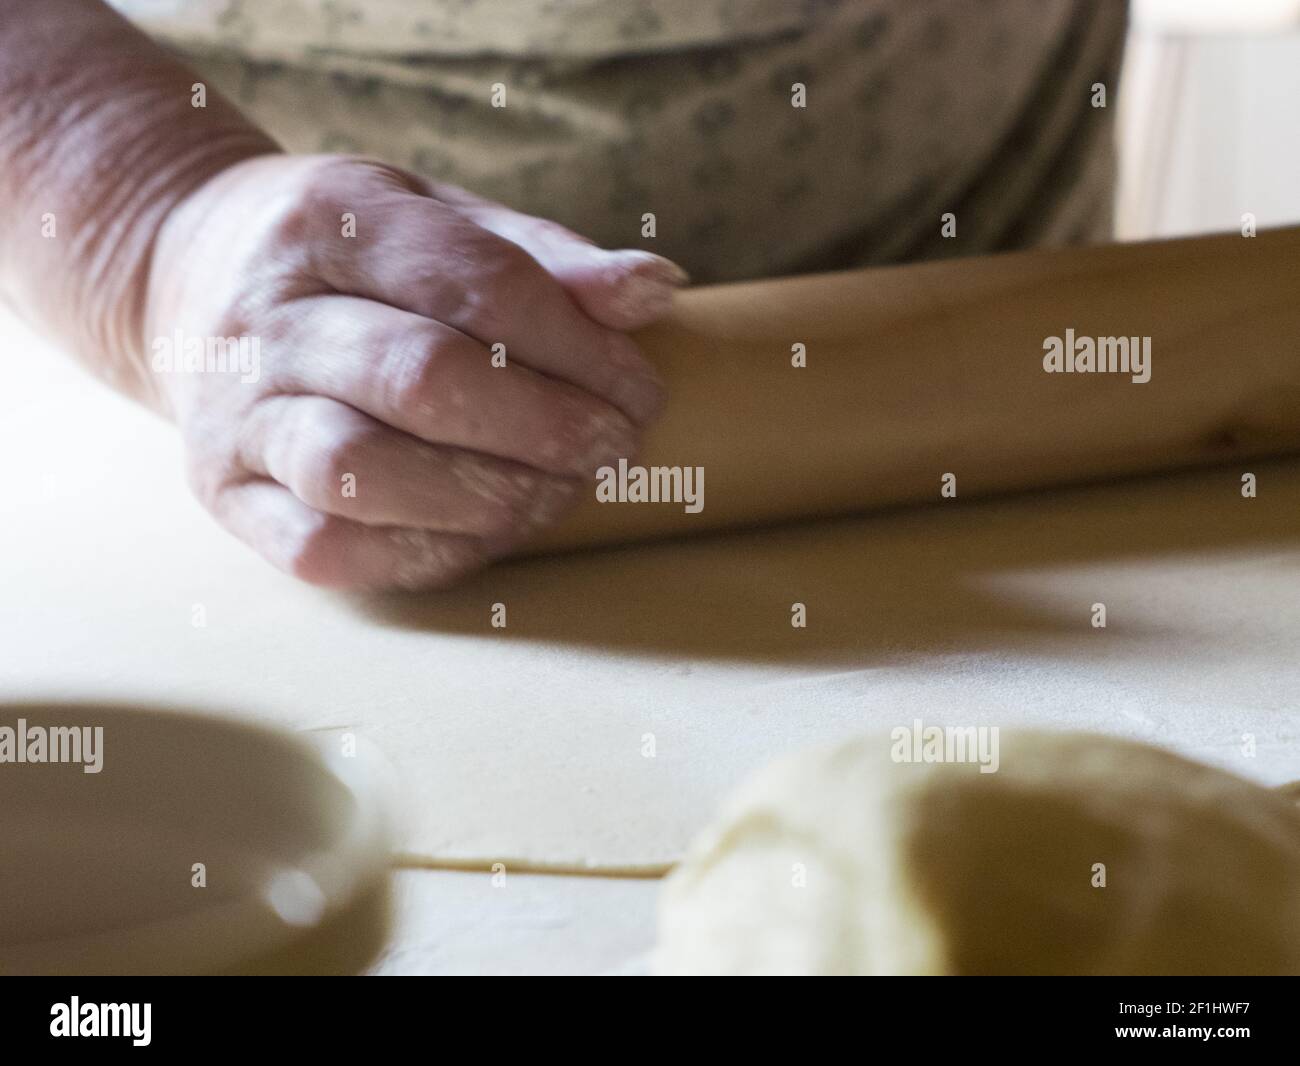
[[656, 731, 1300, 975]]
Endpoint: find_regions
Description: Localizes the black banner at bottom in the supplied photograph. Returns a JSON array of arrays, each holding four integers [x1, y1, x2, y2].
[[1, 977, 1294, 1052]]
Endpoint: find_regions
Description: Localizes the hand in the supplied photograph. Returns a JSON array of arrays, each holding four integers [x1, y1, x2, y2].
[[140, 154, 683, 589]]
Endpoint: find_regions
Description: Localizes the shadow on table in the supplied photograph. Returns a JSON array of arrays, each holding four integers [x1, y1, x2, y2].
[[350, 459, 1300, 665]]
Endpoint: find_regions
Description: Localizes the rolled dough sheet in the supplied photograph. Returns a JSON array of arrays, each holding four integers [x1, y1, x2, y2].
[[370, 869, 656, 976], [2, 309, 1297, 870]]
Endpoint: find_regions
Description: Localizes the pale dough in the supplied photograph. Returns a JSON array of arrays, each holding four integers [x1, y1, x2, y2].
[[656, 731, 1300, 975], [2, 309, 1299, 872]]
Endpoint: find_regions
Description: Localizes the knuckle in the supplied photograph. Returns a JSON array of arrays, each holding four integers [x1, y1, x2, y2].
[[271, 172, 335, 247], [531, 217, 586, 246], [252, 312, 306, 390], [268, 156, 382, 249], [382, 330, 445, 416], [283, 511, 345, 586], [284, 407, 375, 501], [269, 198, 315, 249], [446, 236, 538, 336], [298, 157, 363, 212], [551, 396, 639, 472], [181, 420, 244, 509], [183, 455, 225, 513]]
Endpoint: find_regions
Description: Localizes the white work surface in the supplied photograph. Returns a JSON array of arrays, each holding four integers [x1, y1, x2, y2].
[[2, 308, 1297, 974]]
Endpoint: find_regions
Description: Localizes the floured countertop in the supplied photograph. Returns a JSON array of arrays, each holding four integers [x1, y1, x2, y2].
[[2, 308, 1297, 874]]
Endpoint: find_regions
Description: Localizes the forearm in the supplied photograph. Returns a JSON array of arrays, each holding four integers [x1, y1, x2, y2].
[[539, 226, 1300, 549], [0, 0, 276, 401]]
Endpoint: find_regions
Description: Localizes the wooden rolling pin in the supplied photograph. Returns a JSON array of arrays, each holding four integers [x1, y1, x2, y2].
[[535, 226, 1300, 551]]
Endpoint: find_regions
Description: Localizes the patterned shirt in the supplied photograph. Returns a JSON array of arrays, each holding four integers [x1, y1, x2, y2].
[[109, 0, 1127, 282]]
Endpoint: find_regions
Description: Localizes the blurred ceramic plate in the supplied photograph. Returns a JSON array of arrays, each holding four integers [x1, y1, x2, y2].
[[0, 701, 394, 974]]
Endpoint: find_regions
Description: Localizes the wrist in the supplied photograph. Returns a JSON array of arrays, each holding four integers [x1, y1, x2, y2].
[[102, 134, 281, 413], [0, 0, 279, 408]]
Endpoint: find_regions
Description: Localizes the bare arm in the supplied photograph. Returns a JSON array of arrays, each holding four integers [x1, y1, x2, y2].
[[0, 0, 681, 589], [0, 0, 275, 401]]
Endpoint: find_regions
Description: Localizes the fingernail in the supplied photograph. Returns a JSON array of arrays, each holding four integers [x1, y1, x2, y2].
[[576, 405, 640, 471], [602, 252, 689, 331], [600, 335, 664, 423], [527, 478, 580, 527], [616, 250, 690, 287], [613, 372, 665, 423], [482, 478, 581, 556], [611, 271, 676, 324]]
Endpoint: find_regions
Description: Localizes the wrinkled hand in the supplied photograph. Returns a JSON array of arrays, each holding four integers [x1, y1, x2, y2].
[[141, 155, 683, 589]]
